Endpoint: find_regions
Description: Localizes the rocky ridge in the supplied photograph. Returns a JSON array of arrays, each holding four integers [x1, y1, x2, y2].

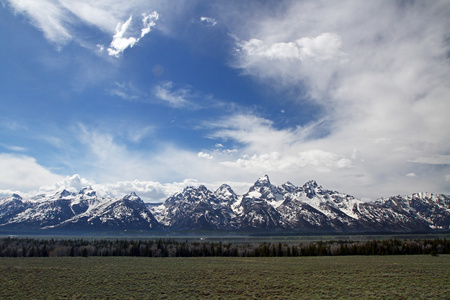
[[0, 175, 449, 233]]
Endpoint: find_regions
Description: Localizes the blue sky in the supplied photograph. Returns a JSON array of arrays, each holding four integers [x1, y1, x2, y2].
[[1, 0, 449, 202]]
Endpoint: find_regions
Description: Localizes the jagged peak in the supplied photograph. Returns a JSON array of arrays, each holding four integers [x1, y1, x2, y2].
[[123, 192, 142, 202], [11, 193, 22, 199], [214, 184, 237, 202], [411, 192, 447, 199], [198, 185, 209, 192], [79, 186, 96, 197], [216, 183, 232, 190], [279, 181, 297, 193], [250, 175, 275, 191], [79, 186, 93, 192], [303, 180, 319, 189], [215, 184, 235, 194], [55, 189, 73, 198], [182, 186, 195, 192], [180, 185, 210, 194], [301, 180, 324, 198], [256, 175, 271, 184]]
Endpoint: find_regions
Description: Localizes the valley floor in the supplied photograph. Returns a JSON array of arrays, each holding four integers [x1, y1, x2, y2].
[[1, 255, 449, 299]]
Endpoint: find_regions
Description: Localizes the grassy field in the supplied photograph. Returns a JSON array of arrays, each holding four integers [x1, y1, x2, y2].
[[1, 255, 449, 299]]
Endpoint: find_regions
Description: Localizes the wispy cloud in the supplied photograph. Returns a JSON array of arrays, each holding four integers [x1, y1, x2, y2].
[[0, 144, 27, 152], [6, 0, 160, 55], [153, 81, 198, 108], [408, 155, 450, 166], [7, 0, 72, 45], [109, 82, 143, 100]]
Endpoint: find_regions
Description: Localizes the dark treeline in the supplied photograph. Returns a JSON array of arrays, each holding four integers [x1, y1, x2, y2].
[[0, 237, 449, 258]]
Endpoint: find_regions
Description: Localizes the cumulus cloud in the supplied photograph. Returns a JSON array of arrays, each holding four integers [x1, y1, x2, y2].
[[4, 1, 449, 200], [221, 150, 351, 174], [200, 16, 217, 27], [98, 178, 207, 202], [107, 12, 158, 57], [198, 152, 213, 159], [35, 175, 203, 202], [225, 0, 450, 197], [0, 153, 64, 192], [38, 174, 92, 194], [238, 32, 343, 61], [64, 124, 248, 194], [18, 174, 254, 203]]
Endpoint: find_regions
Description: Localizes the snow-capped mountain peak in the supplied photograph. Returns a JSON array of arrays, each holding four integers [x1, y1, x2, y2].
[[243, 175, 284, 208], [57, 189, 73, 198], [253, 174, 271, 188], [279, 181, 297, 194], [122, 192, 143, 202], [214, 184, 238, 203], [1, 175, 449, 233], [11, 193, 22, 200], [79, 186, 96, 197], [302, 180, 325, 198]]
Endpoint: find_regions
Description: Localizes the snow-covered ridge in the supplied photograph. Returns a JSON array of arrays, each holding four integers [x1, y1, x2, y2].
[[1, 175, 449, 232]]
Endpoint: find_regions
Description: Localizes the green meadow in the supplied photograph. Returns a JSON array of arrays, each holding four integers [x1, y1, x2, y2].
[[1, 255, 449, 299]]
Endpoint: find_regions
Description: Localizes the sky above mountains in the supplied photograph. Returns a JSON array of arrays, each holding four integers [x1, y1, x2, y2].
[[1, 0, 449, 202]]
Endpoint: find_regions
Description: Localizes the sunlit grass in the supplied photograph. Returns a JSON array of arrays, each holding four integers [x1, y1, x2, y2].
[[1, 255, 449, 299]]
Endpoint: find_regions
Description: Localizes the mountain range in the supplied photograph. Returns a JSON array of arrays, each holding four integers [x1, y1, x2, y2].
[[1, 175, 449, 234]]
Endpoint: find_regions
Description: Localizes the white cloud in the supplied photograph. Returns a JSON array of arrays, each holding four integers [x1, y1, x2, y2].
[[107, 12, 158, 57], [7, 0, 72, 45], [198, 152, 213, 159], [238, 32, 343, 61], [205, 114, 320, 153], [20, 174, 254, 203], [153, 81, 195, 108], [408, 155, 450, 165], [200, 16, 217, 27], [225, 0, 450, 197], [206, 113, 353, 174], [98, 178, 203, 202], [35, 175, 200, 202], [5, 1, 449, 200], [109, 82, 143, 100], [406, 173, 416, 178], [0, 153, 64, 192], [38, 174, 92, 194], [0, 144, 27, 152], [6, 0, 161, 54], [107, 16, 137, 56], [58, 0, 120, 33]]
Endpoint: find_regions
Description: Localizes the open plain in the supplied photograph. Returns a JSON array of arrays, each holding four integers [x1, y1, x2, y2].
[[1, 255, 449, 299]]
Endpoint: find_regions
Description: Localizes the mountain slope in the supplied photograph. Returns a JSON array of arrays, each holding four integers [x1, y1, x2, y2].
[[0, 175, 449, 233]]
